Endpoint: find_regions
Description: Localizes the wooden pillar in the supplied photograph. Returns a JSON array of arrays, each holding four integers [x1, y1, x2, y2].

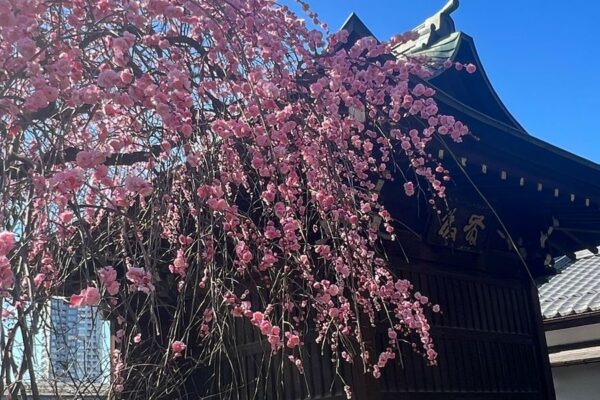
[[529, 281, 557, 400]]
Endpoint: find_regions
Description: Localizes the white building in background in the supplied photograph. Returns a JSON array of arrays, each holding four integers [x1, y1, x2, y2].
[[38, 298, 109, 384], [538, 250, 600, 400]]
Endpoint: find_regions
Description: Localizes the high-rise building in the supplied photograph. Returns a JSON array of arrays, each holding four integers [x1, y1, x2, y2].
[[38, 298, 108, 384]]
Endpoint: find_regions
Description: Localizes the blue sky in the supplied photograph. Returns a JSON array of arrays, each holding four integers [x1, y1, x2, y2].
[[283, 1, 600, 163]]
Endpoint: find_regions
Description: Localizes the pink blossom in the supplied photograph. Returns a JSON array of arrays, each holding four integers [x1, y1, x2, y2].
[[97, 69, 120, 88], [125, 267, 155, 294], [267, 332, 281, 350], [466, 63, 477, 74], [98, 266, 120, 295], [426, 348, 438, 361], [412, 83, 426, 96], [169, 249, 188, 277], [112, 37, 132, 59], [344, 386, 352, 400], [257, 320, 272, 335], [403, 181, 415, 196], [286, 334, 300, 349], [251, 311, 264, 324], [0, 231, 15, 256], [16, 38, 37, 59], [76, 150, 106, 168], [315, 245, 331, 258], [0, 5, 15, 27], [69, 287, 101, 307], [235, 241, 253, 264], [23, 91, 49, 112], [171, 340, 187, 355], [178, 235, 193, 246], [59, 211, 74, 224], [207, 198, 227, 211], [373, 367, 381, 379], [120, 69, 134, 84], [328, 284, 340, 296], [51, 169, 84, 193], [164, 5, 184, 18], [125, 176, 153, 197], [81, 85, 101, 104], [33, 273, 46, 288], [0, 256, 14, 290], [274, 202, 286, 218]]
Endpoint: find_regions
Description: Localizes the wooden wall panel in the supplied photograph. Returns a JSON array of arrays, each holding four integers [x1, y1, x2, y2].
[[221, 258, 553, 400], [378, 263, 550, 400]]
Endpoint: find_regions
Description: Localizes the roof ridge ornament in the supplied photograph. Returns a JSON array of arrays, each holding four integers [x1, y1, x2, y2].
[[419, 0, 459, 48]]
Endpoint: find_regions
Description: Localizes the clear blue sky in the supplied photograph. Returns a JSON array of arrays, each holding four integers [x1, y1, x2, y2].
[[283, 1, 600, 163]]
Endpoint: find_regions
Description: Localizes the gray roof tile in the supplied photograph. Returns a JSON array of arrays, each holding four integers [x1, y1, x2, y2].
[[538, 254, 600, 319]]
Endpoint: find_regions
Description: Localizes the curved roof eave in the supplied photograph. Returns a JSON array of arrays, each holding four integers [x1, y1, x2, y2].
[[417, 33, 600, 175], [396, 31, 527, 134]]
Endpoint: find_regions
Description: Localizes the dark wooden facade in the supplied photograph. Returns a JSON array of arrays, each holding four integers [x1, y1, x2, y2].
[[228, 245, 554, 399]]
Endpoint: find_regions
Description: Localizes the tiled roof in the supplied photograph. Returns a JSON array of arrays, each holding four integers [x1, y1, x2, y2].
[[538, 249, 600, 319]]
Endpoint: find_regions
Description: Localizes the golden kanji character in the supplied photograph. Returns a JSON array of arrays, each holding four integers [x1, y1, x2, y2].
[[438, 208, 457, 242], [463, 214, 485, 246]]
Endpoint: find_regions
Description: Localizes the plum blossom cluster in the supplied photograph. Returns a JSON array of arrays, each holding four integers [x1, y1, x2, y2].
[[69, 286, 101, 307], [0, 0, 466, 398], [0, 231, 15, 293]]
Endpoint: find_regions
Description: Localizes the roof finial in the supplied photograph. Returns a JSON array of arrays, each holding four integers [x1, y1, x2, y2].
[[393, 0, 460, 54], [439, 0, 460, 16], [426, 0, 459, 42]]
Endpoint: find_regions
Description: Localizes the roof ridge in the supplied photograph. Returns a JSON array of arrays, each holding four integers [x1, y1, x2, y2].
[[395, 0, 459, 54]]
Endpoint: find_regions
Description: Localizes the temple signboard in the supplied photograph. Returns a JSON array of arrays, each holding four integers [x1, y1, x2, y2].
[[426, 199, 492, 252]]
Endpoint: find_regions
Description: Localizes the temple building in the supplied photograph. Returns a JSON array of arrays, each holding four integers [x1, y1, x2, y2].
[[228, 2, 600, 399], [93, 2, 600, 399]]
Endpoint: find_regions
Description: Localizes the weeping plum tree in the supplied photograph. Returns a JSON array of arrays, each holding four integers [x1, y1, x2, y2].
[[0, 0, 475, 398]]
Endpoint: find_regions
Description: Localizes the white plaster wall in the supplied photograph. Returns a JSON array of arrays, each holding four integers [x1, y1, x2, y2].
[[552, 363, 600, 400], [545, 323, 600, 347], [545, 324, 600, 399]]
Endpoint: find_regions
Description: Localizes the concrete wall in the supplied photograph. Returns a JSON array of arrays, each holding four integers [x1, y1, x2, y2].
[[545, 323, 600, 400], [552, 363, 600, 400], [545, 323, 600, 347]]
